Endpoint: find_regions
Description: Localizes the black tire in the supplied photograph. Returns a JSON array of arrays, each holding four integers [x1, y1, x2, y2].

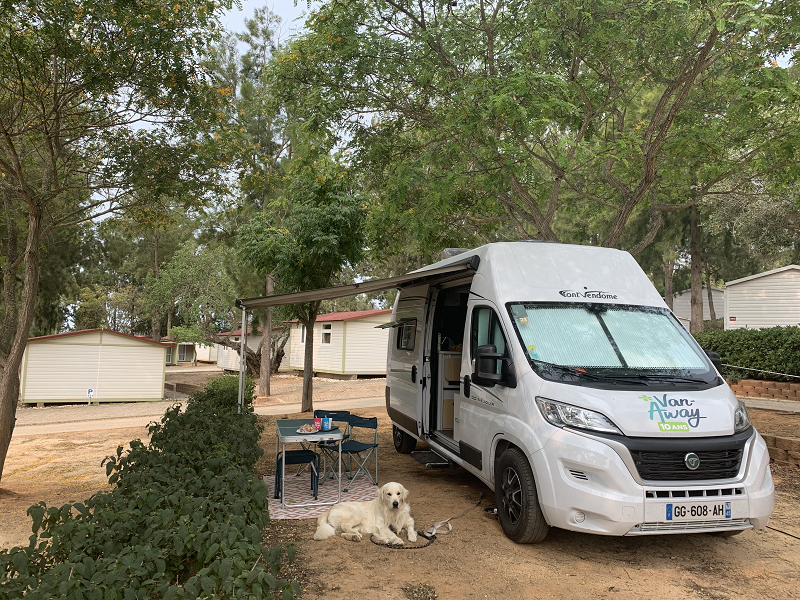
[[709, 529, 745, 538], [393, 425, 417, 454], [495, 448, 549, 543]]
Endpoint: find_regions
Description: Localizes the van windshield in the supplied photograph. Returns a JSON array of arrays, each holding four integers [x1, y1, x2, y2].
[[507, 302, 718, 387]]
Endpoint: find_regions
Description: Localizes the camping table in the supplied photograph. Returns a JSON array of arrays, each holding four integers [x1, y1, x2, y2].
[[275, 419, 343, 509]]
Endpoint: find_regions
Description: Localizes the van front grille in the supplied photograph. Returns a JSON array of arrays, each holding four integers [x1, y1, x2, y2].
[[629, 519, 751, 534], [631, 449, 743, 481]]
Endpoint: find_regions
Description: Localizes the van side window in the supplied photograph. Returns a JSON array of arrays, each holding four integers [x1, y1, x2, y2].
[[397, 320, 416, 351], [471, 307, 507, 374]]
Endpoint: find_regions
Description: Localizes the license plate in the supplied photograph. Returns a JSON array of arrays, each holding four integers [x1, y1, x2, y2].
[[666, 501, 732, 521]]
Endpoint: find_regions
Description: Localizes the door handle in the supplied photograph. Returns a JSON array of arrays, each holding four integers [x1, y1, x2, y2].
[[463, 375, 470, 397], [411, 365, 417, 383]]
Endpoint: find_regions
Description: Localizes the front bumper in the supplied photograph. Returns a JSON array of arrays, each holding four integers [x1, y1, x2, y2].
[[530, 427, 774, 536]]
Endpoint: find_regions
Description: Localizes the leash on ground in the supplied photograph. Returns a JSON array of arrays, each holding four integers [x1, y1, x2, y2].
[[767, 526, 800, 541], [370, 491, 484, 550]]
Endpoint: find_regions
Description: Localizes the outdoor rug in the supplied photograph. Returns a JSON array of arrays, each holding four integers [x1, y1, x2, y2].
[[266, 474, 378, 520]]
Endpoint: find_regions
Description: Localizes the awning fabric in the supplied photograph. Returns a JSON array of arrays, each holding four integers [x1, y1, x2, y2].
[[235, 255, 479, 310]]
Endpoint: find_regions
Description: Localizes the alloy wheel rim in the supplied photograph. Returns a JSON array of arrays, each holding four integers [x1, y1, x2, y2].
[[501, 467, 523, 525]]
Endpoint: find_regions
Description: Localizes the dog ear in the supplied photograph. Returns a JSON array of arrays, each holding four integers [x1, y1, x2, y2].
[[402, 485, 409, 502]]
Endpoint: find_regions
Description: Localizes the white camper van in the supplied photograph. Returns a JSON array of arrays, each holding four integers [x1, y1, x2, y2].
[[384, 242, 774, 542]]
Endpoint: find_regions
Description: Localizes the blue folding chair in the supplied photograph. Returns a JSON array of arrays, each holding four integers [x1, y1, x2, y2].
[[314, 409, 351, 484], [341, 416, 379, 492], [275, 449, 319, 501]]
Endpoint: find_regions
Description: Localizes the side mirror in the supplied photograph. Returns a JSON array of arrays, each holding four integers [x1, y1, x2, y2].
[[705, 350, 722, 373], [475, 344, 503, 386]]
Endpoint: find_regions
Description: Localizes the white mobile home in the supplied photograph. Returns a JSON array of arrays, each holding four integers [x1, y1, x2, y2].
[[287, 310, 392, 377], [671, 287, 725, 322], [164, 341, 218, 365], [724, 265, 800, 330], [216, 328, 261, 371], [21, 329, 168, 404]]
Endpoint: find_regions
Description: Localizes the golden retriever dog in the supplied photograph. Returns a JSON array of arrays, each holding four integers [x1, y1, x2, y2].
[[313, 482, 417, 545]]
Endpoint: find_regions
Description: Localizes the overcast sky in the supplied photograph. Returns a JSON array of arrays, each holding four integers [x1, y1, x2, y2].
[[221, 0, 316, 40]]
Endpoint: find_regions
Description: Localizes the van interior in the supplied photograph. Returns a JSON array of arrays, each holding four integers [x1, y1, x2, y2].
[[427, 284, 471, 450]]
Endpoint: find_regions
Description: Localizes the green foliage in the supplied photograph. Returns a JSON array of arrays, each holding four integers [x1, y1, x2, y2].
[[144, 242, 237, 337], [238, 156, 367, 317], [169, 324, 205, 345], [269, 0, 800, 254], [693, 327, 800, 381], [0, 376, 298, 599]]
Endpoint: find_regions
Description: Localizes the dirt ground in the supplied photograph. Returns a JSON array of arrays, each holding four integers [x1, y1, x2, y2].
[[256, 408, 800, 600], [2, 407, 799, 600], [0, 426, 149, 550], [749, 408, 800, 440]]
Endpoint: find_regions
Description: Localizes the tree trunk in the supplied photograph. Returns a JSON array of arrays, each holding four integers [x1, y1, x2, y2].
[[166, 310, 172, 338], [664, 256, 675, 311], [301, 314, 317, 413], [704, 261, 717, 321], [151, 232, 161, 342], [0, 209, 43, 484], [689, 207, 704, 334], [272, 328, 289, 374], [259, 274, 273, 397]]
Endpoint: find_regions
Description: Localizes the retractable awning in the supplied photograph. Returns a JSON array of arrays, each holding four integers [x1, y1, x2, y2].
[[234, 255, 479, 310]]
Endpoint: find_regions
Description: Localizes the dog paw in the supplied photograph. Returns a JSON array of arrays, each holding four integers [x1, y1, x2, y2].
[[407, 531, 418, 542], [391, 537, 404, 546]]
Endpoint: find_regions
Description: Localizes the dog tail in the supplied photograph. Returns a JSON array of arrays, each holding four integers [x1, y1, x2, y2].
[[313, 509, 335, 541]]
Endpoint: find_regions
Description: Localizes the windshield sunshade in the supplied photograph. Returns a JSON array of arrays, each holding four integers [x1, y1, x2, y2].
[[508, 303, 709, 373]]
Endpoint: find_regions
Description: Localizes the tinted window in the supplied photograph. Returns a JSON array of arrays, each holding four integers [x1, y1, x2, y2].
[[470, 307, 507, 375], [397, 320, 416, 351]]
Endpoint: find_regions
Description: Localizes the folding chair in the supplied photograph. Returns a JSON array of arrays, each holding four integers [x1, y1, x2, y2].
[[274, 449, 319, 501], [341, 415, 378, 492], [314, 409, 351, 484]]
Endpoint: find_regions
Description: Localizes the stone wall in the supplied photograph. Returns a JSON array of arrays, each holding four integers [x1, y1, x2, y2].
[[727, 379, 800, 400], [762, 434, 800, 468]]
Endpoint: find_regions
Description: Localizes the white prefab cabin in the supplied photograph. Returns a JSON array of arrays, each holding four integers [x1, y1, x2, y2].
[[671, 287, 725, 322], [724, 265, 800, 330], [287, 310, 392, 377], [216, 329, 261, 371], [21, 329, 168, 404], [165, 342, 218, 365], [194, 343, 217, 363]]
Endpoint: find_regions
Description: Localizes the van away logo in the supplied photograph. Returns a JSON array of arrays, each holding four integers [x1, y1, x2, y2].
[[640, 394, 707, 432], [559, 290, 618, 299]]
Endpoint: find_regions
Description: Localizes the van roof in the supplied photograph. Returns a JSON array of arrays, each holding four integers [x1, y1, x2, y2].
[[416, 241, 665, 308]]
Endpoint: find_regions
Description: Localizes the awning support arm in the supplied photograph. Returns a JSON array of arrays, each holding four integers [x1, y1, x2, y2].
[[237, 306, 247, 414]]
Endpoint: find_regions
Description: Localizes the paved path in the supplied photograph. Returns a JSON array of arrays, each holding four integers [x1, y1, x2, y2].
[[13, 396, 385, 436], [166, 364, 223, 373], [742, 397, 800, 413]]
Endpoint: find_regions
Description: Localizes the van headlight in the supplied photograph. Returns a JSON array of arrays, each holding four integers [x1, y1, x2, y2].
[[734, 399, 751, 433], [536, 397, 622, 435]]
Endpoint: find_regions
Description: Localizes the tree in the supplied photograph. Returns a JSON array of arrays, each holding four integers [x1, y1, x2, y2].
[[0, 0, 232, 484], [205, 7, 291, 396], [239, 156, 366, 412], [270, 0, 799, 253]]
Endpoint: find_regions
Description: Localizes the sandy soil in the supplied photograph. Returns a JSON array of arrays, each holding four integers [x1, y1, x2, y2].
[[0, 426, 150, 550], [257, 408, 800, 600], [2, 407, 798, 600], [749, 408, 800, 440]]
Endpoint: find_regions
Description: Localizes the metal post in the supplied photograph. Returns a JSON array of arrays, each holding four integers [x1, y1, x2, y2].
[[237, 306, 247, 414]]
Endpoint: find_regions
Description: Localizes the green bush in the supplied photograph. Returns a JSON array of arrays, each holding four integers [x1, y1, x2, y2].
[[693, 326, 800, 382], [0, 376, 298, 600]]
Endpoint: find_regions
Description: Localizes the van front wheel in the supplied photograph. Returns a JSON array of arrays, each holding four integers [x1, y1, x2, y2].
[[393, 425, 417, 454], [495, 448, 549, 543]]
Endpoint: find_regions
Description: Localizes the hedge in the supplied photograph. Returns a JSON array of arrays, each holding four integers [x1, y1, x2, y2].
[[693, 326, 800, 382], [0, 376, 298, 600]]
